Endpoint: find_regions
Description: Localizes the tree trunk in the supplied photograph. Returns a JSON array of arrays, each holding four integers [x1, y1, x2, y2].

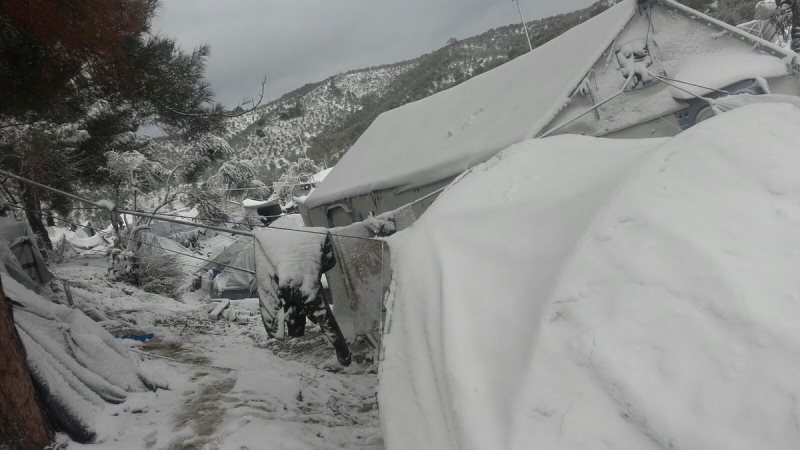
[[20, 187, 52, 253], [0, 275, 53, 449]]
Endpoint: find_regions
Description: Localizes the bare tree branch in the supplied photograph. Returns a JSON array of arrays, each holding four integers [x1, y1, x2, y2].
[[157, 77, 267, 119]]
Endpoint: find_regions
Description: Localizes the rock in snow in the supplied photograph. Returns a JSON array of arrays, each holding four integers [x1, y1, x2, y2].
[[381, 103, 800, 450]]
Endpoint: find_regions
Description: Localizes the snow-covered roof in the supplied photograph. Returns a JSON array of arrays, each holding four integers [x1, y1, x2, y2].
[[305, 0, 638, 209], [305, 0, 797, 210], [312, 167, 333, 183]]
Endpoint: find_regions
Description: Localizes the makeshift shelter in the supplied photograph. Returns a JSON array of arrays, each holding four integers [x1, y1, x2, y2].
[[47, 227, 77, 258], [146, 221, 204, 248], [300, 0, 800, 229], [9, 237, 54, 285], [0, 217, 53, 285], [209, 237, 257, 300], [134, 232, 199, 275], [242, 199, 282, 225], [66, 233, 109, 252]]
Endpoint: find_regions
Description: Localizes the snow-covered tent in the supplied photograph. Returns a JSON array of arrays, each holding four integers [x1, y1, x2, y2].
[[0, 217, 53, 285], [301, 0, 799, 229], [381, 103, 800, 449], [47, 226, 78, 258], [242, 198, 282, 224], [67, 233, 109, 252], [146, 221, 204, 248], [209, 237, 256, 300], [134, 232, 200, 275]]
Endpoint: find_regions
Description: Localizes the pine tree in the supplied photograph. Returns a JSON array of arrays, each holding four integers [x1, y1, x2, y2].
[[0, 0, 226, 249]]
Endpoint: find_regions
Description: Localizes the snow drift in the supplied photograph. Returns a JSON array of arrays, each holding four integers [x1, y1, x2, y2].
[[381, 103, 800, 449]]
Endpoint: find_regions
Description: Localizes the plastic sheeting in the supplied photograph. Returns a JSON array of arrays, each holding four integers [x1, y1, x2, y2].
[[146, 222, 204, 248], [211, 241, 256, 300], [1, 217, 53, 285], [134, 232, 199, 275], [2, 273, 167, 443], [9, 237, 53, 285]]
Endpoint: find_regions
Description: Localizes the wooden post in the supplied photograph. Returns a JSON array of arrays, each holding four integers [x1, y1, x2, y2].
[[0, 275, 52, 449]]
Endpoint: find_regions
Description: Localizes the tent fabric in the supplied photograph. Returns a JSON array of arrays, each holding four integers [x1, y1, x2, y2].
[[146, 222, 203, 248], [10, 237, 54, 285], [0, 216, 30, 241], [305, 0, 796, 211], [253, 215, 328, 337], [326, 217, 396, 343], [134, 232, 199, 275], [304, 0, 638, 209], [0, 241, 42, 292], [211, 242, 256, 300], [1, 217, 53, 287], [46, 227, 81, 258], [1, 272, 167, 443], [67, 233, 108, 251], [204, 236, 256, 299], [253, 215, 352, 364]]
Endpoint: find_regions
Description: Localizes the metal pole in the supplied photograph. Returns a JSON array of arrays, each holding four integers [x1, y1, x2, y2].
[[515, 0, 534, 52]]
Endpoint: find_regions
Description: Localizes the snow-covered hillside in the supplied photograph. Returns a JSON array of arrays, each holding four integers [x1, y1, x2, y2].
[[381, 103, 800, 449], [224, 63, 416, 169]]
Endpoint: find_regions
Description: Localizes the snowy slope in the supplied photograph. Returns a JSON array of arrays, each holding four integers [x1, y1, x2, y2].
[[381, 103, 800, 449]]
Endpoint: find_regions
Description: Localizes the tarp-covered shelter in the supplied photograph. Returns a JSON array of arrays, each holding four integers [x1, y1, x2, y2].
[[146, 221, 204, 248], [134, 232, 199, 275], [209, 237, 256, 300], [47, 226, 110, 256], [243, 199, 282, 225], [301, 0, 800, 230], [0, 217, 53, 286]]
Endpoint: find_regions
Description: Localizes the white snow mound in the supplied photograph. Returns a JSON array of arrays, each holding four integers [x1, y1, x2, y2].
[[381, 103, 800, 450]]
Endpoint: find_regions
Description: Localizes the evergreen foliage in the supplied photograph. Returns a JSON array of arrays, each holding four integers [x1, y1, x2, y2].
[[0, 0, 225, 249]]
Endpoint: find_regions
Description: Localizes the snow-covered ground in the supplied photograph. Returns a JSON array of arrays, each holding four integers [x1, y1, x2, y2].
[[49, 254, 381, 449], [381, 103, 800, 449]]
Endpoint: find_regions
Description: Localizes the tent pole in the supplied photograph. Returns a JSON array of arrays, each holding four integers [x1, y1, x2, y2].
[[514, 0, 534, 52]]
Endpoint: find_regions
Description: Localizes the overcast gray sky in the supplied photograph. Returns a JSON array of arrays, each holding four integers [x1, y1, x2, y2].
[[153, 0, 597, 107]]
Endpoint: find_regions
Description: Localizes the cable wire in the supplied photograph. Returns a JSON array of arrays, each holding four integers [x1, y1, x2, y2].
[[6, 203, 256, 274]]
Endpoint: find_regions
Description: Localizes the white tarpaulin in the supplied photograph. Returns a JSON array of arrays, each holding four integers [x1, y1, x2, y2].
[[381, 104, 800, 449]]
